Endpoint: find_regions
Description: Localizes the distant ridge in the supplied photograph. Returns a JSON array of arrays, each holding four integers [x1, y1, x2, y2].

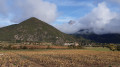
[[74, 33, 120, 44]]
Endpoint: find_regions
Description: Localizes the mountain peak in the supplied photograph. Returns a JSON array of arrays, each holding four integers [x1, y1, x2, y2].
[[26, 17, 41, 22], [28, 17, 39, 20], [68, 20, 76, 25], [20, 17, 44, 25]]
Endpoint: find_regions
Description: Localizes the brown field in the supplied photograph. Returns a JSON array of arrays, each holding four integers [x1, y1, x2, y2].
[[0, 49, 120, 67]]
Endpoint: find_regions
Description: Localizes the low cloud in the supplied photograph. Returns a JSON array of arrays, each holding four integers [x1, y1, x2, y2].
[[55, 2, 120, 34]]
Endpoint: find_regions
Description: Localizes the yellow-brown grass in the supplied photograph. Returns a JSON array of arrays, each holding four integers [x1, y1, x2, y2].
[[0, 50, 120, 67]]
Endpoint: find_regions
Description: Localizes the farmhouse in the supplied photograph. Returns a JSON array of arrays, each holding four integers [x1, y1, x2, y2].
[[64, 42, 79, 46]]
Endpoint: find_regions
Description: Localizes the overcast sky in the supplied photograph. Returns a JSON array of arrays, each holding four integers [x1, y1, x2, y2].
[[0, 0, 120, 34]]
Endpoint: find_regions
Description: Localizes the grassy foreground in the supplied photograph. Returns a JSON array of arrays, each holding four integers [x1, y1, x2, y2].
[[84, 47, 111, 51], [0, 48, 120, 67]]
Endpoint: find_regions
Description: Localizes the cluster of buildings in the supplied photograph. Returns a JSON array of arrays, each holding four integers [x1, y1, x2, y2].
[[64, 42, 79, 46]]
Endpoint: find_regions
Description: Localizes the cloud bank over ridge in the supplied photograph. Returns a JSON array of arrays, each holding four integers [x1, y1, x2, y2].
[[55, 2, 120, 34]]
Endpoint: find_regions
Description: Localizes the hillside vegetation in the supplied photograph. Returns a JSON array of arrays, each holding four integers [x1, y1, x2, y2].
[[75, 34, 120, 44], [0, 17, 75, 45]]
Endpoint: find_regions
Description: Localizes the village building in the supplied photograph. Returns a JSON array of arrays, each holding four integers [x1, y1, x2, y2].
[[64, 42, 79, 46]]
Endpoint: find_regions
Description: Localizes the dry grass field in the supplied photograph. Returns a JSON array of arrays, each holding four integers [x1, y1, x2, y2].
[[0, 49, 120, 67]]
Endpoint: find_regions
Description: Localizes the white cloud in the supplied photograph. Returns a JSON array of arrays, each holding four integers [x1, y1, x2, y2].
[[54, 21, 80, 34], [77, 2, 117, 34], [54, 16, 79, 33], [55, 2, 120, 34], [0, 0, 8, 17], [0, 0, 57, 24]]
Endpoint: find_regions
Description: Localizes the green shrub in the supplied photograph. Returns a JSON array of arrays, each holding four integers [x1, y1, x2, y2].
[[22, 46, 27, 49], [108, 44, 117, 51], [47, 45, 51, 49], [117, 45, 120, 51], [0, 45, 3, 49], [68, 45, 83, 49]]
